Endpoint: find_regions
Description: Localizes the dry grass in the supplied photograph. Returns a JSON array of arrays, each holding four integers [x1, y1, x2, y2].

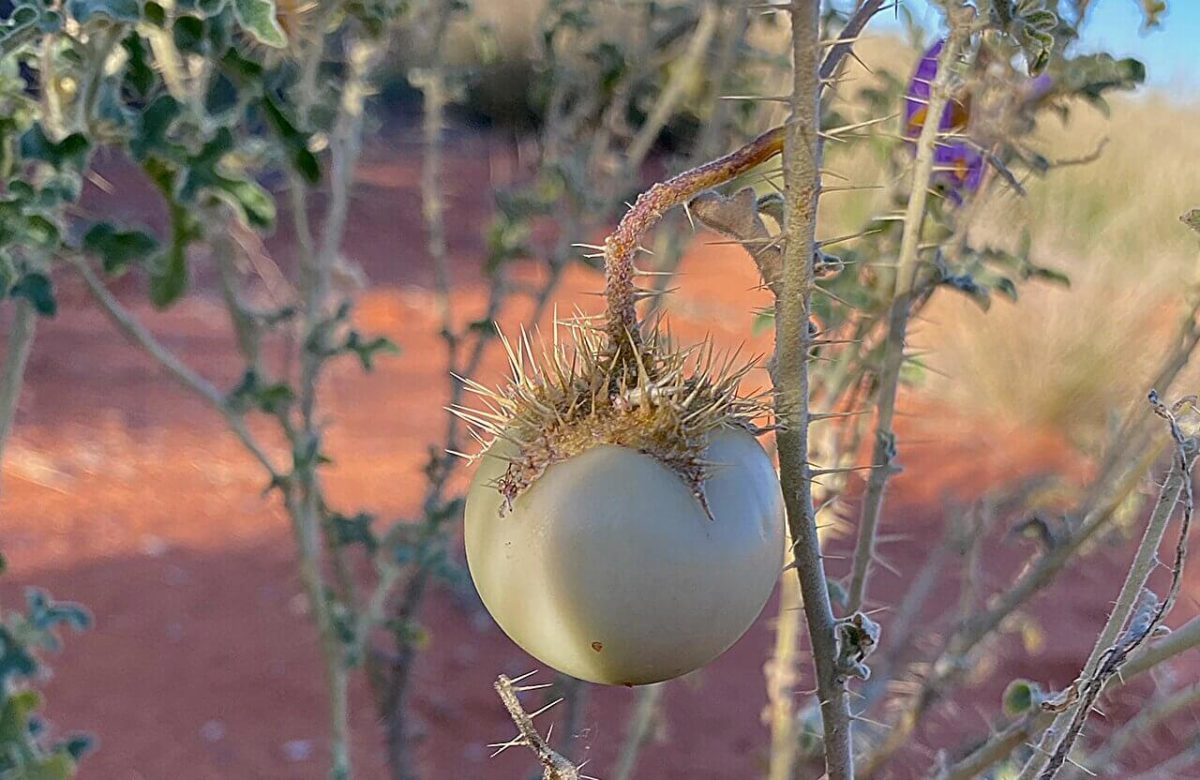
[[816, 36, 1200, 448], [918, 96, 1200, 447]]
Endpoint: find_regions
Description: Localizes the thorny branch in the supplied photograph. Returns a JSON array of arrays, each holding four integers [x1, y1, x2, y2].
[[937, 614, 1200, 780], [493, 674, 580, 780], [1025, 393, 1197, 779]]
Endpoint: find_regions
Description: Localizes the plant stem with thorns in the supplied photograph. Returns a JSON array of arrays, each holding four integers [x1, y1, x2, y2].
[[603, 125, 784, 361], [775, 1, 855, 778], [1019, 394, 1196, 780], [846, 14, 967, 615], [494, 675, 580, 780]]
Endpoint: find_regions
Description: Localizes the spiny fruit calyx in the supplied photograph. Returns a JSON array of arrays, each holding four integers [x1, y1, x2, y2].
[[451, 318, 769, 516]]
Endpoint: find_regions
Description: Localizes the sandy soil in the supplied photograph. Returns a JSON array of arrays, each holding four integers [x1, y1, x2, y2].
[[2, 134, 1197, 779]]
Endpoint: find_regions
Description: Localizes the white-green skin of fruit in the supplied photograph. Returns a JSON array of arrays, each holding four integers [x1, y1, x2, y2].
[[465, 427, 785, 686]]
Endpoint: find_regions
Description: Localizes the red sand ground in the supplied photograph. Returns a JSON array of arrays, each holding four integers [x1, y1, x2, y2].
[[2, 134, 1198, 779]]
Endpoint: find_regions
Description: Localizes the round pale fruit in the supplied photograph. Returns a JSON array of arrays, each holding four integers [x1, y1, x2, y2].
[[464, 427, 785, 686]]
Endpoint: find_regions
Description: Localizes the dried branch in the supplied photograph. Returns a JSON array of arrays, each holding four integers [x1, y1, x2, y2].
[[493, 674, 580, 780]]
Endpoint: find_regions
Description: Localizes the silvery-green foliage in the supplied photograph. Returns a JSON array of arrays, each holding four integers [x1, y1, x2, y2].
[[0, 559, 92, 779]]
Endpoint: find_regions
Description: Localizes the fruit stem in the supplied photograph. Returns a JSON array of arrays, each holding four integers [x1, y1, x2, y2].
[[603, 125, 786, 365]]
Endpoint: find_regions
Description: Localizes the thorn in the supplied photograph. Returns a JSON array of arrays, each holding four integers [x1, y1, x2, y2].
[[818, 228, 882, 248], [720, 94, 792, 103], [528, 697, 564, 719], [509, 669, 541, 685], [824, 113, 897, 138], [514, 683, 556, 693]]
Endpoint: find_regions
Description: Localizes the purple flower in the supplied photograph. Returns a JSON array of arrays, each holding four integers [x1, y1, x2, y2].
[[904, 39, 982, 205]]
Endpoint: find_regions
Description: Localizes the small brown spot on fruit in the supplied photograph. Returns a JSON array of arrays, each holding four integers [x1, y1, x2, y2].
[[591, 641, 603, 653]]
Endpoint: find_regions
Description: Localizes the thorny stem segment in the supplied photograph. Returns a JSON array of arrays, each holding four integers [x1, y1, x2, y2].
[[936, 619, 1200, 780], [846, 21, 967, 615], [1023, 395, 1196, 780], [493, 675, 580, 780], [775, 1, 854, 778], [603, 124, 784, 361]]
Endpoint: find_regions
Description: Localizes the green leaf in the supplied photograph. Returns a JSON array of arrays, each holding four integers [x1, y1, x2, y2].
[[328, 513, 378, 553], [129, 95, 183, 161], [37, 11, 64, 34], [142, 159, 200, 309], [232, 0, 287, 48], [82, 222, 158, 274], [341, 331, 399, 371], [228, 370, 295, 414], [261, 95, 320, 184], [20, 126, 90, 170], [215, 176, 275, 229], [149, 241, 188, 308], [25, 590, 91, 632], [1031, 266, 1070, 287], [177, 129, 276, 230], [23, 751, 79, 780], [0, 689, 41, 745], [177, 0, 229, 17], [10, 272, 57, 317], [66, 0, 141, 23], [142, 1, 166, 25], [0, 627, 39, 685], [172, 14, 206, 53], [0, 252, 15, 297]]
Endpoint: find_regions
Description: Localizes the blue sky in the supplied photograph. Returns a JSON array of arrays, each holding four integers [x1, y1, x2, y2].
[[874, 1, 1199, 95]]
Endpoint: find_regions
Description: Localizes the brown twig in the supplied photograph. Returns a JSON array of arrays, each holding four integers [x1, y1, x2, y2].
[[603, 125, 785, 357]]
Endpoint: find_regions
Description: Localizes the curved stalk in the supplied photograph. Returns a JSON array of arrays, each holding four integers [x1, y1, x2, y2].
[[602, 126, 785, 358]]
